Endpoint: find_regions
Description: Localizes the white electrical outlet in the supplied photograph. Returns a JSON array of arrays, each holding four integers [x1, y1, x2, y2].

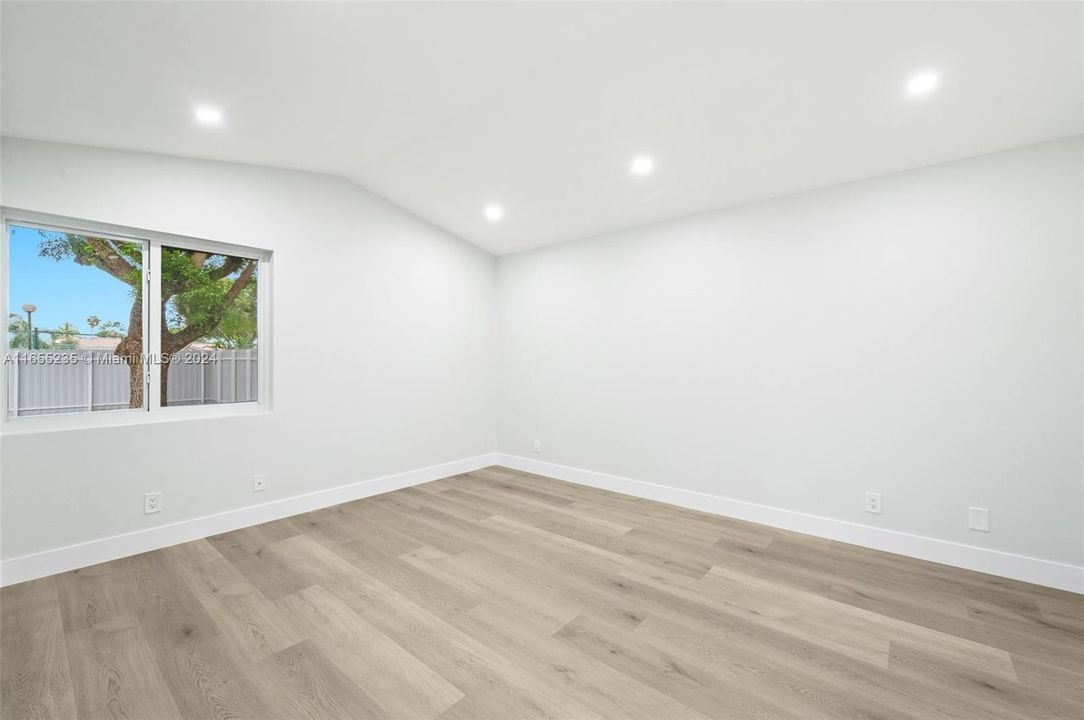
[[532, 439, 542, 454], [969, 506, 990, 532], [864, 492, 882, 514], [253, 474, 266, 492], [144, 492, 162, 514]]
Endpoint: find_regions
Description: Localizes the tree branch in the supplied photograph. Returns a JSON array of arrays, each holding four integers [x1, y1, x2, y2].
[[162, 256, 246, 296], [208, 256, 245, 281], [161, 260, 257, 354], [85, 237, 139, 285], [224, 260, 257, 304]]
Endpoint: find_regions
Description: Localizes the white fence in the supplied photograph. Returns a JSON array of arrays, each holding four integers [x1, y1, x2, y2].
[[5, 350, 258, 416]]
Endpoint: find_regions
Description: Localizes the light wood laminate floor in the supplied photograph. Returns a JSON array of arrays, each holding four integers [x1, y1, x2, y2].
[[2, 466, 1081, 719]]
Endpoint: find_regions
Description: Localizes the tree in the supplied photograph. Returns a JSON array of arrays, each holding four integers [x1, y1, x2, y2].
[[7, 313, 31, 349], [203, 283, 258, 349], [95, 320, 125, 338], [38, 232, 257, 407], [6, 313, 53, 349], [52, 322, 81, 350], [84, 314, 125, 337]]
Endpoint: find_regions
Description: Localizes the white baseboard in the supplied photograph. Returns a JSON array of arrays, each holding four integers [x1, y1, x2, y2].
[[8, 451, 1079, 594], [0, 453, 499, 587], [495, 454, 1084, 595]]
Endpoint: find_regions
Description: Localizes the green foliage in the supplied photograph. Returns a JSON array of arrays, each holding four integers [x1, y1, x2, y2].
[[84, 315, 125, 337], [95, 320, 125, 338], [39, 232, 258, 351], [7, 313, 31, 349], [37, 231, 143, 289], [6, 313, 52, 349], [162, 248, 244, 332], [51, 322, 80, 350], [205, 284, 258, 349], [162, 247, 258, 348]]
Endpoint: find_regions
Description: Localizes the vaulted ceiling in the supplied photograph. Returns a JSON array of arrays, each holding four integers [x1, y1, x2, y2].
[[3, 2, 1081, 254]]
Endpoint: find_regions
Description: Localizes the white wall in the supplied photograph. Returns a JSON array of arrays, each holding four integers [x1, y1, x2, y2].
[[3, 135, 1080, 589], [0, 138, 497, 563], [498, 137, 1083, 569]]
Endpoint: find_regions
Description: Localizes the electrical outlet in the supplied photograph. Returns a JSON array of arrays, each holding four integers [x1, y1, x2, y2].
[[532, 439, 542, 454], [253, 474, 266, 492], [144, 492, 162, 514], [969, 506, 990, 532], [864, 492, 882, 514]]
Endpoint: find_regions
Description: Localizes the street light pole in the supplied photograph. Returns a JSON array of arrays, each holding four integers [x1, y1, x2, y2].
[[21, 303, 37, 350]]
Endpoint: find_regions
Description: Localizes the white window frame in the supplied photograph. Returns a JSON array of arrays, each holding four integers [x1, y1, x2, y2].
[[0, 208, 272, 434]]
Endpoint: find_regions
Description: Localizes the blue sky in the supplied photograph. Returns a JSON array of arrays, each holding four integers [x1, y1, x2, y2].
[[8, 225, 136, 334]]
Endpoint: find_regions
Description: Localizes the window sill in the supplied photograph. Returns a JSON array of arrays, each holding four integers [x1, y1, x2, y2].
[[0, 402, 271, 436]]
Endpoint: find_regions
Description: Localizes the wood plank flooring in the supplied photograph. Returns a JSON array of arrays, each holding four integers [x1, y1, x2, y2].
[[2, 466, 1081, 719]]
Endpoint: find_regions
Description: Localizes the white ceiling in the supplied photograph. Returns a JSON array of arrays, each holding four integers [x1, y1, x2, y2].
[[2, 2, 1081, 255]]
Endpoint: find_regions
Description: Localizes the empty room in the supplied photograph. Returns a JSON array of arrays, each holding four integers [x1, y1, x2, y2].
[[0, 1, 1081, 719]]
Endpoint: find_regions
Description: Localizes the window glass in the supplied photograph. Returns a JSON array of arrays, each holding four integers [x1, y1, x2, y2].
[[161, 246, 259, 407], [6, 224, 145, 416]]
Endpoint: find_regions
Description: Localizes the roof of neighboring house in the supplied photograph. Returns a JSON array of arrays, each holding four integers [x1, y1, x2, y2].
[[74, 336, 122, 351], [62, 336, 216, 351]]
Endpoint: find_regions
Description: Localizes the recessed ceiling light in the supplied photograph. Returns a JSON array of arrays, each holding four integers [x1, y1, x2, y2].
[[483, 203, 504, 222], [629, 155, 655, 177], [906, 72, 939, 96], [194, 105, 224, 125]]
